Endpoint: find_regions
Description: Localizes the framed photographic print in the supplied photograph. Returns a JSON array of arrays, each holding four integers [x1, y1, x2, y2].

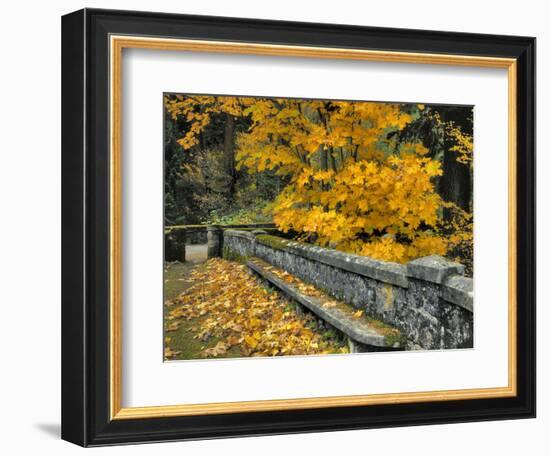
[[61, 8, 536, 446]]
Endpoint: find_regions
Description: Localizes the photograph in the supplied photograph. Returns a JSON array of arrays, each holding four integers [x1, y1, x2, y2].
[[163, 94, 474, 360]]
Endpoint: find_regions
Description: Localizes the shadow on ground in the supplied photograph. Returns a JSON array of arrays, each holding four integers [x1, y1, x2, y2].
[[34, 423, 60, 439]]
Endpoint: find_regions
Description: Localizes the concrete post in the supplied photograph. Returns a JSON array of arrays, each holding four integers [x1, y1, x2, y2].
[[207, 225, 223, 258], [164, 228, 186, 262], [164, 231, 176, 261], [173, 228, 186, 262]]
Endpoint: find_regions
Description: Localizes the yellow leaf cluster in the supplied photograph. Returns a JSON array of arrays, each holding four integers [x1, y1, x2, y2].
[[272, 147, 447, 262], [432, 112, 473, 164]]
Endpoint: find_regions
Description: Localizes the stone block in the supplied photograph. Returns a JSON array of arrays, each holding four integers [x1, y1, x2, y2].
[[407, 255, 465, 284], [207, 225, 223, 258], [442, 274, 474, 312]]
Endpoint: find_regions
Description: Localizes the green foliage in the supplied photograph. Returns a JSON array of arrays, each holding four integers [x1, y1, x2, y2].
[[209, 200, 273, 225]]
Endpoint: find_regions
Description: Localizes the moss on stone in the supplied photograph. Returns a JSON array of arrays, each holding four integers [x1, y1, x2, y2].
[[383, 331, 407, 348], [256, 234, 293, 251], [225, 227, 277, 232], [222, 246, 248, 264], [382, 284, 394, 311], [362, 314, 404, 346]]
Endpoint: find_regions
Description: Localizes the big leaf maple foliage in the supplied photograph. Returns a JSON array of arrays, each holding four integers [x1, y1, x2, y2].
[[166, 95, 472, 263]]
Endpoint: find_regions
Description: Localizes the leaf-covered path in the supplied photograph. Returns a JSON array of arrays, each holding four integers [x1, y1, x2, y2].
[[164, 258, 348, 360]]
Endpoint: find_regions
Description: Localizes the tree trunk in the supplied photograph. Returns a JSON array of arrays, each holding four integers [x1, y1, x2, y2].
[[224, 113, 236, 197], [439, 146, 471, 219], [319, 147, 328, 191], [436, 107, 473, 220], [320, 147, 328, 171]]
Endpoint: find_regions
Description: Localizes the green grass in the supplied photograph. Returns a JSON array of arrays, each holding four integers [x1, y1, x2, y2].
[[164, 261, 197, 301]]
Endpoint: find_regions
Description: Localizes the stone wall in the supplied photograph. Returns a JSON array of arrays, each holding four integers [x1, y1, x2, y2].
[[186, 228, 208, 245], [166, 223, 276, 245], [164, 223, 276, 261], [222, 229, 473, 350], [223, 230, 257, 261]]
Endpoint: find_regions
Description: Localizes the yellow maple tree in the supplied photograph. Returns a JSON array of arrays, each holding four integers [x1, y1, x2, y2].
[[166, 95, 470, 263]]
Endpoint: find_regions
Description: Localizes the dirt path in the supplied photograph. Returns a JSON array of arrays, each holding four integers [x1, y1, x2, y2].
[[164, 246, 244, 360], [185, 244, 208, 263], [164, 259, 244, 361], [164, 244, 208, 301]]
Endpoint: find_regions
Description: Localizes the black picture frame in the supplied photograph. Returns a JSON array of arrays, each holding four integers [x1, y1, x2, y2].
[[62, 8, 536, 447]]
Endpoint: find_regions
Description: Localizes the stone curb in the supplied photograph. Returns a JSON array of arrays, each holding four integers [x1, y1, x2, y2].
[[255, 235, 409, 288], [247, 258, 401, 348]]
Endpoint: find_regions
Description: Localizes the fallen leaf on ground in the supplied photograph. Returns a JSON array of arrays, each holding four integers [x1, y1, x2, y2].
[[164, 347, 181, 359], [166, 258, 349, 358]]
